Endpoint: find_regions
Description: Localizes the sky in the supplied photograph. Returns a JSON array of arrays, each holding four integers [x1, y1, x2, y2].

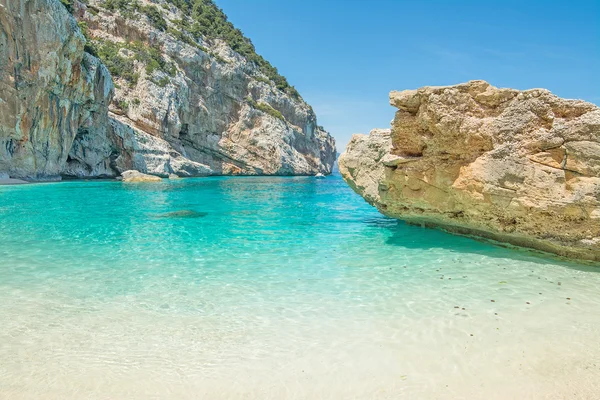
[[215, 0, 600, 150]]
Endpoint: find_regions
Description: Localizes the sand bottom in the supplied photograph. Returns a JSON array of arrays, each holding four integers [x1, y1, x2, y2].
[[1, 176, 599, 399]]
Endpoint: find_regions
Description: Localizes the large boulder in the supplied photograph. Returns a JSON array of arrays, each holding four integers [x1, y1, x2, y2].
[[121, 170, 162, 182], [339, 81, 600, 261]]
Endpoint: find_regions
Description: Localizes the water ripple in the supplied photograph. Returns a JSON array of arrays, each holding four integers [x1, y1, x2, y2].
[[1, 176, 599, 399]]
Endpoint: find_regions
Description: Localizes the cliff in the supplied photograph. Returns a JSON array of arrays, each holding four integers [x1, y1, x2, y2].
[[0, 0, 335, 179], [339, 81, 600, 261], [0, 0, 113, 180]]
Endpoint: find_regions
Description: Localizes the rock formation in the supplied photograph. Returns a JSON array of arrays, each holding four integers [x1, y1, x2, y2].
[[121, 169, 162, 182], [71, 0, 336, 177], [339, 81, 600, 261], [0, 0, 113, 180], [0, 0, 335, 180]]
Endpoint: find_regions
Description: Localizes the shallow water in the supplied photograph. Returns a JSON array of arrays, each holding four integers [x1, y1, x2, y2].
[[1, 175, 599, 399]]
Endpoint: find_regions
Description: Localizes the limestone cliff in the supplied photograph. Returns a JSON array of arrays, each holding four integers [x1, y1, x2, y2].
[[70, 0, 334, 177], [339, 81, 600, 261], [0, 0, 335, 179], [0, 0, 113, 180]]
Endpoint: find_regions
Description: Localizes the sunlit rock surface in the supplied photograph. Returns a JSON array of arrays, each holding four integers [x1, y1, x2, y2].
[[0, 0, 113, 180], [72, 0, 335, 177], [340, 81, 600, 261], [0, 0, 335, 180]]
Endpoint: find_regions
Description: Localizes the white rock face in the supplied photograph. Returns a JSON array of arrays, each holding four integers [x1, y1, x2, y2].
[[0, 0, 113, 180], [340, 81, 600, 261], [68, 0, 336, 177], [67, 114, 212, 178], [0, 0, 335, 180]]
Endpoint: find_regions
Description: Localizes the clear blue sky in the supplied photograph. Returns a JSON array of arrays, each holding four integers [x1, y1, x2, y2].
[[215, 0, 600, 150]]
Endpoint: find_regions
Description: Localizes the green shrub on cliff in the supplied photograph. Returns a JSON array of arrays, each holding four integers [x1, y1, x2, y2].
[[246, 98, 285, 122], [102, 0, 166, 31], [60, 0, 74, 12], [168, 27, 203, 49], [84, 37, 177, 86], [77, 21, 99, 57], [94, 41, 137, 86], [140, 5, 167, 31], [166, 0, 301, 99], [88, 0, 300, 99], [103, 0, 137, 15], [153, 76, 170, 87], [127, 41, 175, 76]]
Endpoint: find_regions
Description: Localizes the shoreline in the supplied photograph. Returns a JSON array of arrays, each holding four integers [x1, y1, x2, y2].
[[1, 168, 600, 399], [0, 178, 29, 185], [0, 173, 337, 186]]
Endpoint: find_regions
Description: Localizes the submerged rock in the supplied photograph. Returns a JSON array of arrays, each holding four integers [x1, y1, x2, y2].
[[339, 81, 600, 261], [154, 210, 208, 219], [121, 170, 162, 183], [168, 174, 181, 180]]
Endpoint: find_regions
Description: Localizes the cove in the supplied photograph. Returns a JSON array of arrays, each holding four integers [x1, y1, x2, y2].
[[1, 175, 599, 399]]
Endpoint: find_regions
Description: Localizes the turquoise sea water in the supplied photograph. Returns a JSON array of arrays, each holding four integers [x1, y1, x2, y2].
[[1, 175, 599, 399]]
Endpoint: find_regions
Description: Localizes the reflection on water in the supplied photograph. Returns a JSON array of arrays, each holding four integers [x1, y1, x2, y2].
[[0, 175, 599, 399]]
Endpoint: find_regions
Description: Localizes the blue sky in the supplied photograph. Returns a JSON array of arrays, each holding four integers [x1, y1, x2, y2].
[[215, 0, 600, 150]]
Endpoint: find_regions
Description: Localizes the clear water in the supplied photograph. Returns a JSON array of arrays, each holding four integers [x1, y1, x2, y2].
[[1, 175, 599, 399]]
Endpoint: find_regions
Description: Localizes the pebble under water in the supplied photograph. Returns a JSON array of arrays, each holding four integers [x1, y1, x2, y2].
[[1, 175, 599, 399]]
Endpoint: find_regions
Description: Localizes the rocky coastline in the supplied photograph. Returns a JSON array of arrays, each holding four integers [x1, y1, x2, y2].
[[339, 81, 600, 261], [0, 0, 335, 182]]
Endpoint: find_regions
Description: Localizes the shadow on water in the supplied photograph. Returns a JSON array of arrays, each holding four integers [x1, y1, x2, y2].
[[364, 217, 600, 272]]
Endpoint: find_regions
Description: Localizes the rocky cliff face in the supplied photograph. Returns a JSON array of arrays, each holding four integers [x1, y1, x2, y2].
[[71, 0, 335, 177], [0, 0, 335, 179], [339, 81, 600, 261], [0, 0, 113, 180]]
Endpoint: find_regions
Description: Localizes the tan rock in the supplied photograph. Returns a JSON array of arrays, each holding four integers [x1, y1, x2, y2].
[[121, 170, 162, 182], [339, 81, 600, 262]]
